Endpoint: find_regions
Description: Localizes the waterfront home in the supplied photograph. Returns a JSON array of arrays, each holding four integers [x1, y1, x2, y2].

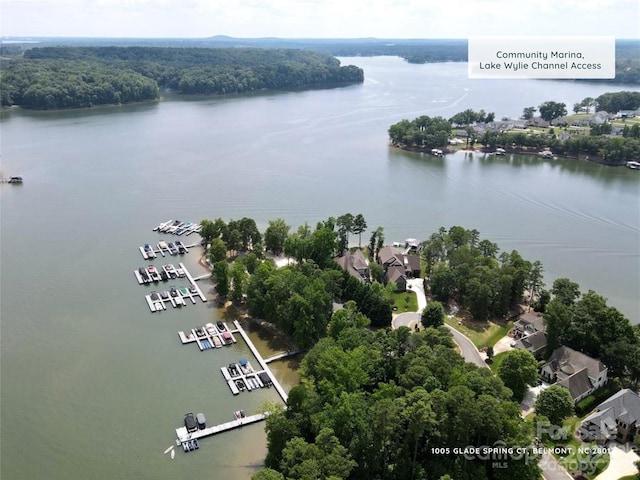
[[334, 250, 370, 283], [512, 313, 547, 358], [541, 346, 608, 403], [581, 389, 640, 444], [378, 246, 421, 292]]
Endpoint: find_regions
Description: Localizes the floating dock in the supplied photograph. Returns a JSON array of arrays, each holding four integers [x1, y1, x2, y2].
[[175, 412, 267, 446], [220, 360, 265, 395], [178, 322, 237, 351], [138, 262, 207, 312]]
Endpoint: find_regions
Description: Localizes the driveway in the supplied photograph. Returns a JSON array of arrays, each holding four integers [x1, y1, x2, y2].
[[594, 444, 639, 480], [493, 334, 515, 355], [392, 312, 421, 330], [406, 278, 427, 312]]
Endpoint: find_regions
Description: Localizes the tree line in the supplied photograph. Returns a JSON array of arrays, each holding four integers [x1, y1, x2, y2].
[[0, 46, 364, 109], [422, 226, 543, 321], [255, 324, 540, 480]]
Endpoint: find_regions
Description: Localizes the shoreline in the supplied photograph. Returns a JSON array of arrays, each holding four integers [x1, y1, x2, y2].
[[390, 143, 631, 167]]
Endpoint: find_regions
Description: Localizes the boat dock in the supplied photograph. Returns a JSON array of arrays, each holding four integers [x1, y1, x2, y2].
[[175, 412, 267, 446], [233, 320, 288, 404], [221, 360, 266, 395], [138, 263, 207, 312], [178, 322, 237, 351]]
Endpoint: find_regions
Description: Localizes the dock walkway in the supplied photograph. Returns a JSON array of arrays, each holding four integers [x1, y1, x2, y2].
[[233, 320, 288, 404], [175, 412, 267, 444], [264, 350, 305, 364]]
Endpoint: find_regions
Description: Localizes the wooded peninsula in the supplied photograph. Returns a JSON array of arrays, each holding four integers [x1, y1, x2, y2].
[[196, 216, 638, 480], [0, 46, 364, 110]]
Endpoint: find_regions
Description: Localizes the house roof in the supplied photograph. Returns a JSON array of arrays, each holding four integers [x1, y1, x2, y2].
[[514, 312, 545, 333], [405, 254, 421, 273], [386, 265, 406, 286], [545, 346, 607, 383], [583, 389, 640, 438], [557, 367, 593, 401], [378, 246, 403, 267], [334, 250, 369, 283], [586, 389, 640, 425], [515, 331, 547, 353]]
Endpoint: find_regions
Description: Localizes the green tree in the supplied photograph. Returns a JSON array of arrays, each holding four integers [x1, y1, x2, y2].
[[522, 106, 536, 120], [207, 237, 227, 263], [251, 468, 284, 480], [213, 260, 230, 298], [421, 301, 445, 328], [352, 214, 367, 249], [551, 277, 581, 306], [534, 385, 574, 426], [497, 349, 539, 402], [264, 218, 290, 256], [538, 101, 567, 125], [230, 260, 248, 303]]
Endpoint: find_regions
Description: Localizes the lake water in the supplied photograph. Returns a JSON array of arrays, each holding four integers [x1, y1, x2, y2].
[[1, 56, 638, 480]]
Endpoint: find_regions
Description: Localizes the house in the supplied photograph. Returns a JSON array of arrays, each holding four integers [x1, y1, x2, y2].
[[513, 312, 545, 338], [334, 250, 370, 283], [617, 110, 637, 119], [581, 389, 640, 444], [378, 246, 421, 292], [541, 346, 608, 403], [512, 313, 547, 358]]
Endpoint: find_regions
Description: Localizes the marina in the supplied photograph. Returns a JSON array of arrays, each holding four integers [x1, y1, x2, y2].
[[177, 322, 237, 351], [172, 321, 288, 451]]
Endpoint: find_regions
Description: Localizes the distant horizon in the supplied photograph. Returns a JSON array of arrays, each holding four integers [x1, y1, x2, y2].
[[1, 35, 638, 42], [2, 0, 638, 39]]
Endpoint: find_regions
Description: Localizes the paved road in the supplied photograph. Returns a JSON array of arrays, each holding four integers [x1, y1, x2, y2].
[[392, 312, 421, 330], [391, 281, 572, 480], [540, 451, 574, 480], [444, 324, 487, 369]]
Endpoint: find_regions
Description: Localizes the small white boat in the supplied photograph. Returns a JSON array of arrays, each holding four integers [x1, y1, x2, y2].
[[164, 445, 174, 455], [171, 449, 175, 459], [626, 161, 640, 170]]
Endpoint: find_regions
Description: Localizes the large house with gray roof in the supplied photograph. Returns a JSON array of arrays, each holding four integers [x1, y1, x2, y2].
[[334, 250, 370, 283], [377, 246, 421, 292], [512, 312, 547, 358], [581, 389, 640, 444], [541, 346, 608, 404]]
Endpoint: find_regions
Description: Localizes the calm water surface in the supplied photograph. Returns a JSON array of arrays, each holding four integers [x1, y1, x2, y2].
[[1, 57, 639, 479]]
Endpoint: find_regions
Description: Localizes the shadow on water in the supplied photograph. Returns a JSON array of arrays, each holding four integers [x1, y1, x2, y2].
[[241, 317, 296, 353]]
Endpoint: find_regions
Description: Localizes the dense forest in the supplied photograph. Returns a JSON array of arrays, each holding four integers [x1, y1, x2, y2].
[[4, 37, 636, 83], [0, 46, 364, 109], [257, 326, 540, 480]]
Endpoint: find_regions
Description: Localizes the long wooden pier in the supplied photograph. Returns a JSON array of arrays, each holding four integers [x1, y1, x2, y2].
[[233, 320, 288, 404], [175, 412, 267, 444], [180, 263, 207, 302]]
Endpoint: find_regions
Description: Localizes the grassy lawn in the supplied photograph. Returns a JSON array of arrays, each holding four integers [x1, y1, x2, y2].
[[390, 290, 418, 314], [489, 351, 508, 373], [542, 416, 611, 479], [444, 315, 511, 349]]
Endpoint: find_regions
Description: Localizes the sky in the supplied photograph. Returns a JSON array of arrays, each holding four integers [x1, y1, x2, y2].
[[1, 0, 639, 39]]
